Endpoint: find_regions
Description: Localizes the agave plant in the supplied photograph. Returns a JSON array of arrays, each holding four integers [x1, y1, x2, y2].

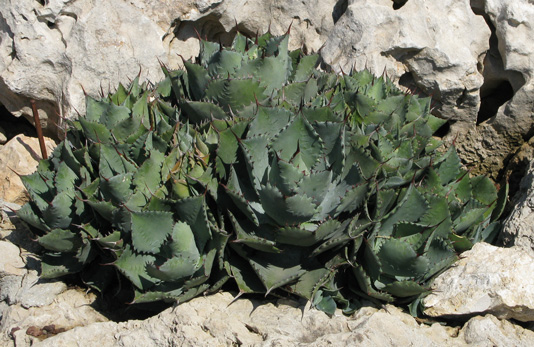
[[17, 77, 229, 303], [17, 29, 507, 315], [164, 30, 507, 313]]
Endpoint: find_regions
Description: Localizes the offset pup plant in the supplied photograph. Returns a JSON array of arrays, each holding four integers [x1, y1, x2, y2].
[[18, 29, 507, 315]]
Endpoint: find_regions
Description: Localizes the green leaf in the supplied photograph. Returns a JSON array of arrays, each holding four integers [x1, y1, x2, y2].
[[271, 115, 323, 171], [205, 78, 267, 112], [207, 50, 244, 77], [38, 228, 82, 252], [114, 245, 156, 290], [491, 182, 508, 222], [471, 176, 498, 205], [181, 101, 227, 123], [17, 202, 50, 232], [79, 117, 112, 144], [449, 233, 473, 252], [247, 250, 306, 294], [146, 254, 200, 282], [377, 238, 429, 278], [383, 281, 427, 297], [42, 191, 74, 229], [313, 290, 337, 315], [99, 173, 134, 205], [20, 170, 55, 212], [174, 196, 211, 252], [436, 148, 461, 185], [131, 211, 174, 254], [184, 61, 209, 100], [40, 252, 84, 279]]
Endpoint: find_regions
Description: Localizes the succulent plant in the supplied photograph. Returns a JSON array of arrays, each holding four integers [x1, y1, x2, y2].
[[18, 29, 507, 315], [17, 77, 229, 304]]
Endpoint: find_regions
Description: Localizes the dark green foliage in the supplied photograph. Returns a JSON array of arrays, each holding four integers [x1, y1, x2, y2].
[[18, 30, 507, 315]]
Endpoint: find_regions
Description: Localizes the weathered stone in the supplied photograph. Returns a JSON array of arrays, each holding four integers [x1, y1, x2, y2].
[[0, 125, 6, 144], [452, 0, 534, 179], [33, 292, 460, 347], [0, 135, 56, 205], [321, 0, 490, 126], [458, 314, 534, 347], [0, 241, 25, 277], [424, 243, 534, 322], [0, 0, 339, 136], [0, 289, 108, 347], [21, 290, 534, 346], [480, 0, 534, 136], [18, 275, 67, 309], [501, 158, 534, 253]]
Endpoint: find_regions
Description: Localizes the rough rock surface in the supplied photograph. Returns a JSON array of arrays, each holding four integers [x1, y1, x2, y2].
[[2, 0, 534, 183], [424, 242, 534, 322], [321, 0, 490, 125], [458, 314, 534, 347], [0, 213, 108, 347], [454, 0, 534, 178], [1, 291, 528, 347], [0, 0, 338, 137], [501, 158, 534, 253], [0, 135, 56, 205]]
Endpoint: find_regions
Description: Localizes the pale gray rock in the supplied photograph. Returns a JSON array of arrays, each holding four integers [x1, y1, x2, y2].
[[453, 0, 534, 178], [480, 0, 534, 136], [501, 159, 534, 253], [18, 273, 67, 309], [25, 291, 534, 347], [458, 314, 534, 347], [35, 292, 461, 347], [424, 243, 534, 322], [0, 237, 67, 309], [0, 135, 56, 205], [0, 289, 108, 347], [0, 125, 6, 144], [0, 241, 25, 277], [321, 0, 490, 125], [0, 0, 339, 137]]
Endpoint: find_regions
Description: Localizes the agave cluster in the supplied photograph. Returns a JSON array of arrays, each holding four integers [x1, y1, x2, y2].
[[18, 30, 507, 314]]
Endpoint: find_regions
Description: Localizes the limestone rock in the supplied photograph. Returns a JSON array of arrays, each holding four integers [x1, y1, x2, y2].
[[0, 125, 6, 144], [480, 0, 534, 136], [15, 291, 533, 346], [501, 159, 534, 253], [0, 241, 25, 277], [321, 0, 490, 125], [1, 289, 108, 347], [34, 292, 458, 347], [458, 314, 534, 347], [424, 243, 534, 322], [0, 0, 339, 136], [453, 0, 534, 178], [0, 135, 56, 205]]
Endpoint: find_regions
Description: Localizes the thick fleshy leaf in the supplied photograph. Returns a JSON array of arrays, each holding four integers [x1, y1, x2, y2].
[[131, 211, 174, 254], [38, 228, 82, 252], [114, 245, 156, 290]]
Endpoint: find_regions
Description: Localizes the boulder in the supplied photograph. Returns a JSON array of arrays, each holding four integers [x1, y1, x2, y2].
[[0, 0, 339, 137], [0, 241, 25, 277], [321, 0, 490, 126], [0, 135, 56, 205], [7, 291, 532, 347], [454, 0, 534, 178], [1, 289, 109, 347], [0, 125, 6, 144], [501, 159, 534, 253], [458, 314, 534, 347], [23, 292, 458, 346], [424, 242, 534, 322]]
